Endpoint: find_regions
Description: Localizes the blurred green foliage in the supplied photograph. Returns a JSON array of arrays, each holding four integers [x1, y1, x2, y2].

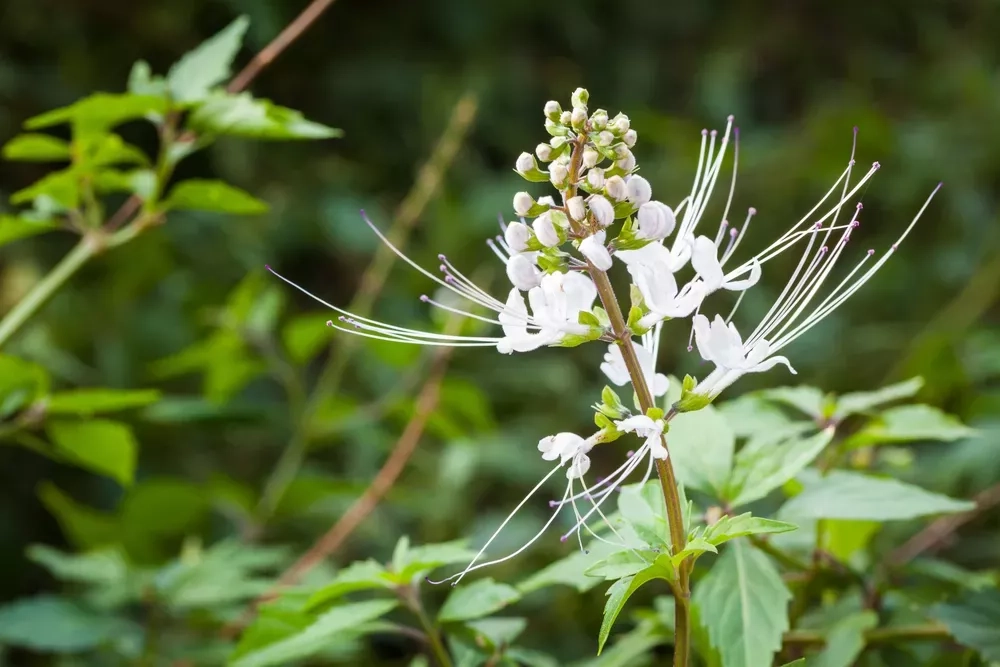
[[1, 1, 999, 665]]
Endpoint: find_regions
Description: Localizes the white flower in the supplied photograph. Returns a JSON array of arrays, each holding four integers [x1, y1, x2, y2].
[[588, 194, 614, 227], [636, 201, 677, 241], [590, 109, 609, 130], [516, 152, 535, 175], [567, 195, 586, 222], [623, 129, 637, 147], [586, 168, 605, 190], [615, 415, 667, 460], [504, 221, 531, 253], [600, 342, 669, 397], [610, 113, 630, 134], [532, 212, 561, 247], [580, 231, 613, 270], [691, 314, 795, 398], [616, 236, 693, 273], [690, 235, 761, 293], [497, 271, 598, 353], [514, 192, 534, 216], [560, 110, 572, 124], [571, 107, 587, 129], [539, 432, 593, 479], [549, 163, 569, 188], [506, 253, 541, 290], [605, 175, 627, 201], [535, 143, 553, 162], [626, 175, 652, 205], [544, 100, 561, 118], [583, 147, 599, 169]]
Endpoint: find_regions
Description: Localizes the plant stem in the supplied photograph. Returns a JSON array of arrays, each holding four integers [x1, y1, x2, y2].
[[404, 588, 454, 667], [0, 237, 99, 349]]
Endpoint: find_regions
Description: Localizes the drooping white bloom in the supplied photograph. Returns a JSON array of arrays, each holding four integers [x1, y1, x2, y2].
[[498, 271, 598, 353], [605, 175, 626, 201], [567, 195, 586, 222], [627, 257, 706, 327], [636, 201, 676, 241], [579, 231, 612, 270], [690, 235, 761, 294], [513, 192, 534, 216], [506, 253, 542, 291], [600, 341, 669, 397], [615, 415, 668, 460], [532, 211, 561, 247], [588, 194, 614, 227], [626, 175, 652, 205], [504, 221, 531, 253]]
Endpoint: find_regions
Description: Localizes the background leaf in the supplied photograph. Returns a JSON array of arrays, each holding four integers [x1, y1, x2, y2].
[[438, 578, 520, 623], [166, 16, 249, 102], [46, 419, 138, 486], [931, 590, 1000, 661]]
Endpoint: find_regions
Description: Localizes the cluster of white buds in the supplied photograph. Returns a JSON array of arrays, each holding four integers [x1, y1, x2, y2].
[[268, 91, 940, 583]]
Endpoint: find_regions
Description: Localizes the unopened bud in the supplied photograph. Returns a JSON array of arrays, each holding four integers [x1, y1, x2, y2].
[[588, 195, 614, 227], [583, 147, 599, 169], [544, 100, 562, 120], [506, 253, 542, 290], [533, 212, 561, 247], [515, 152, 536, 175], [567, 196, 586, 221], [636, 201, 676, 241], [537, 195, 557, 207], [610, 113, 630, 134], [626, 175, 652, 205], [513, 192, 534, 216], [549, 163, 569, 188], [597, 131, 614, 147], [535, 143, 553, 162], [580, 231, 612, 270], [559, 111, 572, 125], [571, 87, 589, 109], [504, 221, 531, 253], [590, 109, 608, 130], [616, 149, 636, 171], [586, 168, 605, 190], [571, 107, 587, 131], [622, 129, 637, 147], [605, 175, 627, 201]]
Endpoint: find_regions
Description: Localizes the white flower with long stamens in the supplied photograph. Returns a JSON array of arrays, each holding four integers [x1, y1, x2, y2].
[[636, 201, 676, 241], [601, 341, 669, 397], [615, 415, 668, 460], [498, 271, 598, 354], [505, 253, 542, 291], [627, 257, 706, 327], [690, 235, 762, 294]]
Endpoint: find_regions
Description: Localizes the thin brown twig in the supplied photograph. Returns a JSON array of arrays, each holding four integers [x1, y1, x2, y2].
[[888, 481, 1000, 566]]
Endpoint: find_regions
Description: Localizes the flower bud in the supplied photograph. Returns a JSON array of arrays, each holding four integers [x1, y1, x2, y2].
[[582, 147, 599, 169], [515, 152, 536, 176], [590, 109, 608, 130], [605, 175, 627, 201], [537, 195, 557, 207], [610, 113, 630, 134], [549, 163, 569, 188], [597, 131, 614, 147], [571, 107, 587, 131], [622, 129, 637, 147], [544, 100, 562, 120], [567, 195, 586, 222], [504, 221, 531, 253], [571, 87, 589, 109], [586, 168, 605, 190], [588, 194, 614, 227], [560, 111, 572, 125], [506, 253, 542, 290], [533, 212, 561, 247], [513, 192, 534, 216], [636, 201, 677, 241], [613, 143, 631, 159], [551, 136, 569, 149], [626, 175, 652, 205], [535, 143, 553, 162], [616, 149, 636, 171], [580, 231, 613, 270]]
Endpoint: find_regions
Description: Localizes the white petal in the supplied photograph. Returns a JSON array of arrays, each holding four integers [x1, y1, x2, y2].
[[505, 254, 541, 291], [722, 259, 761, 292], [615, 415, 657, 434], [580, 233, 613, 271], [748, 355, 797, 375], [691, 236, 725, 291]]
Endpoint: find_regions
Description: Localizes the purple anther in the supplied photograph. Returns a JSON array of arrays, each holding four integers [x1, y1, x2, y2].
[[710, 129, 718, 137], [419, 295, 430, 302], [856, 202, 864, 210], [730, 228, 738, 237], [338, 315, 348, 322], [264, 264, 271, 271], [851, 220, 860, 228], [872, 161, 881, 169], [701, 129, 709, 135], [548, 500, 558, 508], [325, 320, 334, 327], [687, 345, 694, 352], [727, 114, 735, 122], [626, 450, 635, 458], [820, 246, 828, 254], [560, 535, 569, 543], [437, 253, 447, 261], [853, 126, 859, 135], [867, 249, 875, 256], [891, 243, 899, 250], [849, 159, 856, 166], [734, 127, 741, 138], [445, 276, 456, 284], [748, 207, 757, 216]]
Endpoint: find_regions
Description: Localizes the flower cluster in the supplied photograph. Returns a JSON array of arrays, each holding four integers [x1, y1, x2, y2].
[[269, 89, 941, 583]]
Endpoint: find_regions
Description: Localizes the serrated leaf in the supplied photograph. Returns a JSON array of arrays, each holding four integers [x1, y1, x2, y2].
[[10, 169, 79, 208], [25, 93, 168, 136], [810, 611, 878, 667], [0, 595, 135, 652], [693, 541, 791, 667], [164, 179, 268, 214], [2, 133, 71, 161], [585, 550, 659, 581], [516, 540, 620, 594], [758, 385, 827, 418], [726, 426, 834, 507], [231, 599, 398, 667], [617, 481, 671, 549], [702, 513, 798, 545], [664, 403, 734, 496], [47, 419, 138, 486], [167, 16, 249, 103], [0, 214, 58, 247], [189, 93, 341, 140], [780, 470, 974, 521], [394, 540, 478, 581], [597, 555, 674, 653], [438, 578, 520, 623], [848, 404, 974, 447], [46, 388, 161, 416], [931, 589, 1000, 661], [833, 377, 924, 420]]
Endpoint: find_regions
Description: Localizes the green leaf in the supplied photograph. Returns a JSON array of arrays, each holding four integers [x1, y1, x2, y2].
[[0, 595, 134, 652], [282, 314, 331, 364], [717, 394, 793, 438], [847, 404, 974, 447], [2, 133, 71, 161], [758, 385, 827, 419], [10, 169, 79, 209], [779, 661, 806, 666], [46, 388, 161, 416], [725, 426, 834, 507], [93, 167, 153, 197], [47, 419, 138, 486], [25, 93, 169, 136], [167, 16, 249, 103], [127, 60, 168, 97], [597, 554, 675, 653], [0, 355, 50, 416], [0, 214, 58, 247], [304, 560, 393, 611], [664, 403, 734, 496], [438, 578, 520, 623], [119, 479, 210, 562], [821, 519, 881, 561], [779, 470, 974, 521], [231, 599, 398, 667], [701, 513, 798, 546], [693, 541, 791, 667], [833, 377, 924, 420], [931, 589, 1000, 661], [163, 179, 268, 214], [617, 481, 671, 549], [188, 93, 342, 140], [810, 611, 878, 667], [84, 134, 151, 167], [26, 544, 127, 586], [516, 540, 620, 594], [585, 550, 659, 581], [37, 483, 118, 550], [394, 540, 478, 581]]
